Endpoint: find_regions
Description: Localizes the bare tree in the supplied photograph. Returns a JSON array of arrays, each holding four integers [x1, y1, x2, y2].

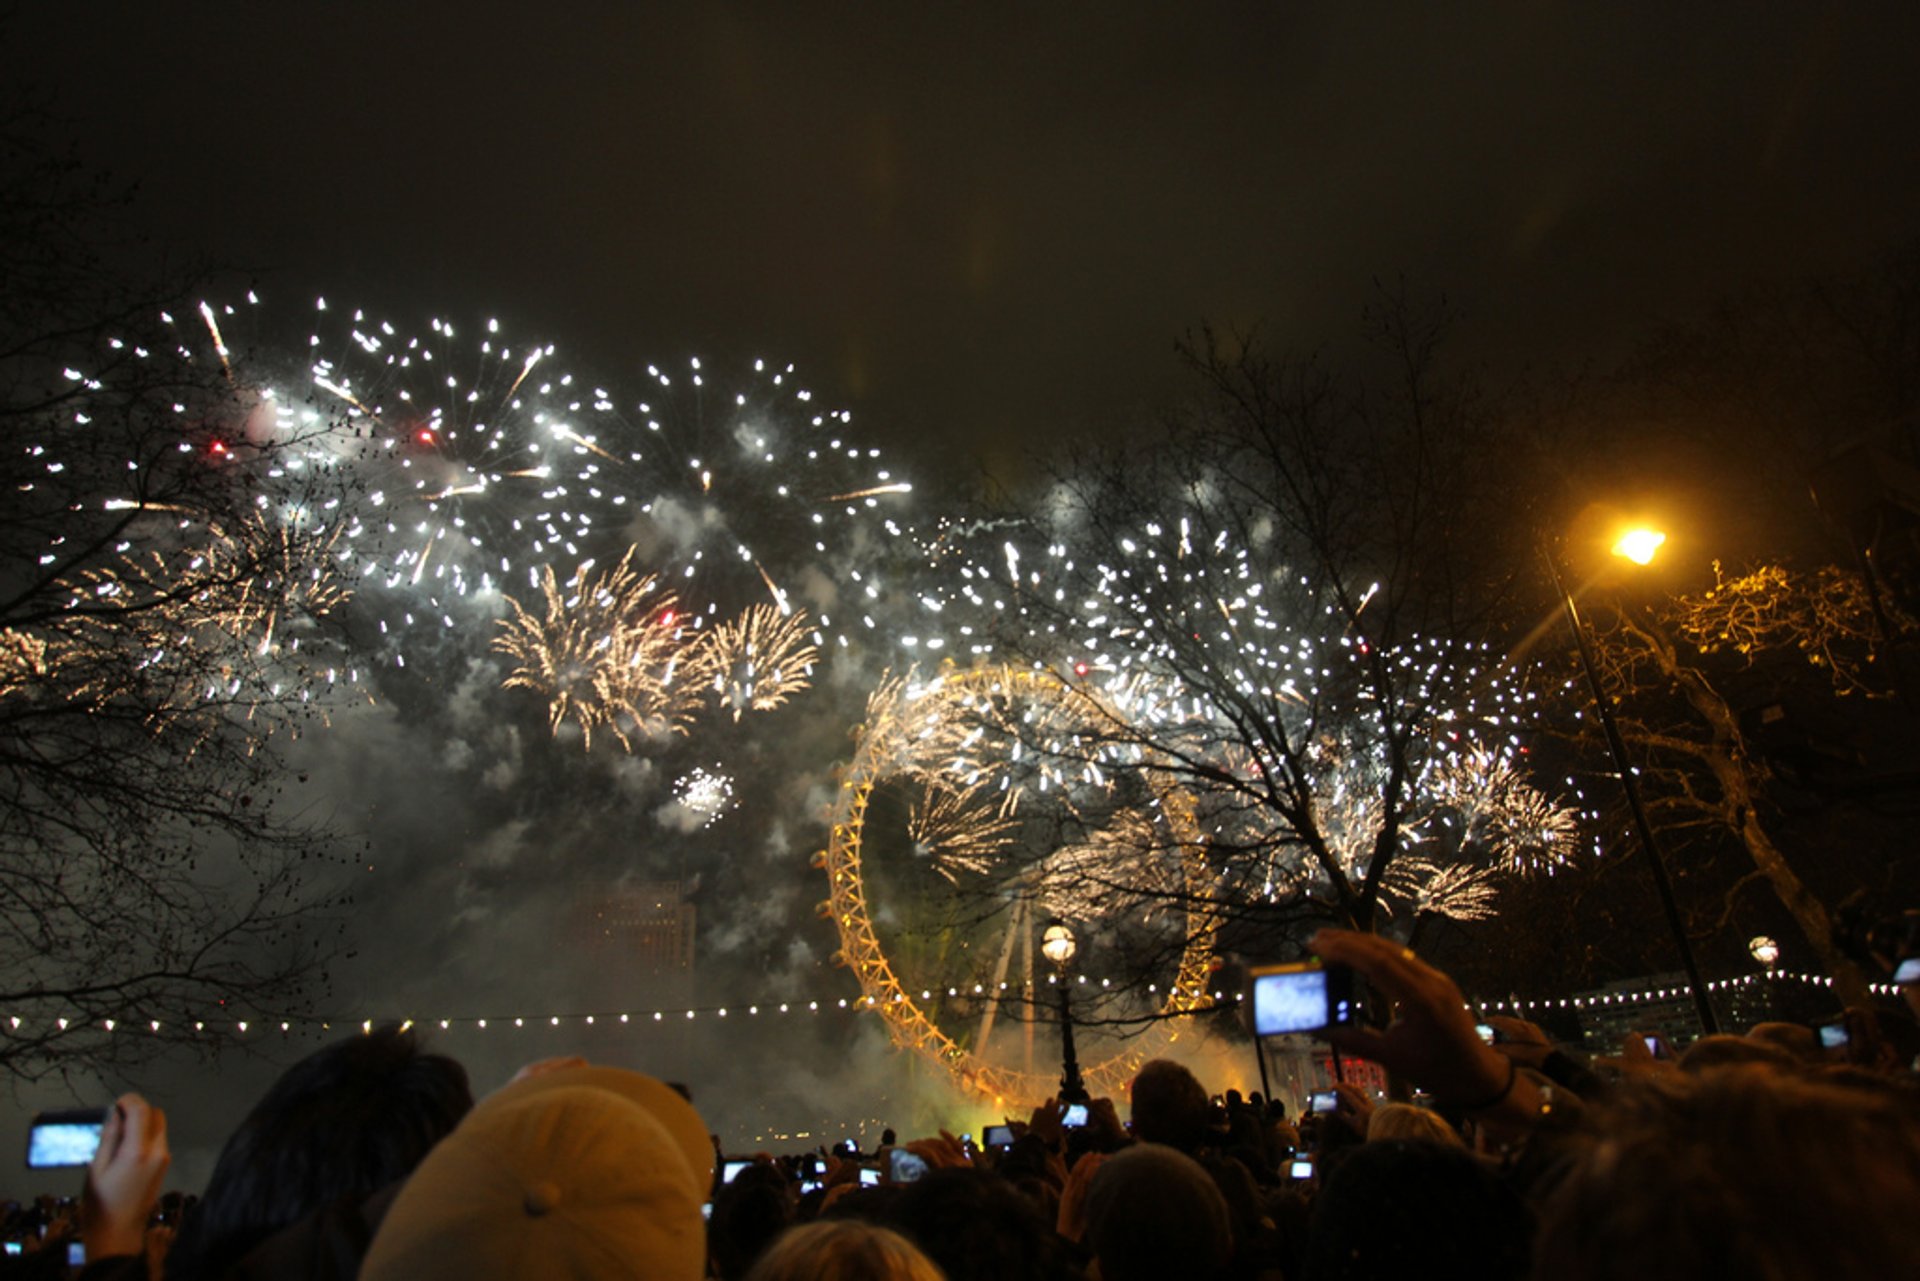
[[904, 298, 1576, 979], [0, 113, 350, 1081], [1569, 561, 1908, 1006]]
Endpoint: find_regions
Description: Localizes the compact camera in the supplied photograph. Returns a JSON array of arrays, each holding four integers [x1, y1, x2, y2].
[[1249, 960, 1363, 1036]]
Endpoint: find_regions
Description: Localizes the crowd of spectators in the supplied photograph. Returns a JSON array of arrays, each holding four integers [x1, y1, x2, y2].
[[8, 926, 1920, 1279]]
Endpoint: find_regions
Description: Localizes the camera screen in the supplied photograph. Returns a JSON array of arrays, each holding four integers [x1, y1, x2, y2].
[[983, 1124, 1014, 1147], [27, 1121, 104, 1168], [859, 1167, 883, 1186], [1474, 1023, 1496, 1044], [721, 1159, 752, 1185], [1819, 1022, 1849, 1049], [1894, 957, 1920, 984], [1289, 1158, 1314, 1179], [1309, 1090, 1338, 1114], [1061, 1104, 1089, 1128], [889, 1150, 930, 1183], [1253, 969, 1330, 1036]]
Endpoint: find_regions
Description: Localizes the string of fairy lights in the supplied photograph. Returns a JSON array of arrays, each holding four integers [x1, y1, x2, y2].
[[6, 968, 1905, 1041]]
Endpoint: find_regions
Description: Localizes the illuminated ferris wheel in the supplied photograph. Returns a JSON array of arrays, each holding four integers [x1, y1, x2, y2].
[[816, 664, 1218, 1106]]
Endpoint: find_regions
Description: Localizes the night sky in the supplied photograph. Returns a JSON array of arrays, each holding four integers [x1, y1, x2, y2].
[[6, 2, 1920, 1189]]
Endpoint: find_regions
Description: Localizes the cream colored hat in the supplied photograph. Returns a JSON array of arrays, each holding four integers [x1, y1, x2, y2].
[[361, 1065, 715, 1281]]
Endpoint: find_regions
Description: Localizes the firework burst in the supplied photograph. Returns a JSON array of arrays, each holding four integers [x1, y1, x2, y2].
[[686, 602, 820, 721], [493, 550, 697, 751]]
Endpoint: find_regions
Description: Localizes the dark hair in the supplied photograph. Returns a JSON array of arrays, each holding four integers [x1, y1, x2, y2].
[[709, 1163, 795, 1281], [1306, 1140, 1531, 1281], [166, 1026, 471, 1280], [1130, 1059, 1210, 1152], [885, 1168, 1066, 1281], [1533, 1066, 1920, 1281]]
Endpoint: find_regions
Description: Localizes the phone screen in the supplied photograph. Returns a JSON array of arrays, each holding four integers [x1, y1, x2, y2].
[[1309, 1090, 1338, 1114], [1894, 956, 1920, 984], [27, 1118, 105, 1168], [889, 1149, 930, 1183], [858, 1167, 882, 1187], [1819, 1022, 1849, 1049], [1061, 1103, 1089, 1128], [5, 1242, 23, 1257], [983, 1124, 1014, 1147], [1643, 1035, 1662, 1055], [721, 1159, 752, 1185], [1474, 1023, 1496, 1045], [1289, 1157, 1314, 1179]]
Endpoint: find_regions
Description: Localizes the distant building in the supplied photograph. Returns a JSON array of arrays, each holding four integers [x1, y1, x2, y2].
[[1572, 971, 1776, 1053], [575, 881, 695, 978]]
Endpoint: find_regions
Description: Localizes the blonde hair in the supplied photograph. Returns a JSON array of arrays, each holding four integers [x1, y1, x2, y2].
[[1366, 1102, 1464, 1146], [746, 1220, 946, 1281]]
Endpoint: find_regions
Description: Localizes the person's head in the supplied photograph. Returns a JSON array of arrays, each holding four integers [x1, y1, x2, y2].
[[746, 1220, 945, 1281], [710, 1163, 796, 1281], [166, 1025, 471, 1280], [884, 1167, 1065, 1281], [1306, 1139, 1531, 1281], [1082, 1143, 1232, 1281], [1129, 1059, 1210, 1151], [1365, 1102, 1464, 1146], [1534, 1066, 1920, 1281], [360, 1063, 715, 1281], [880, 1127, 897, 1147], [1745, 1021, 1820, 1062], [1677, 1034, 1799, 1075]]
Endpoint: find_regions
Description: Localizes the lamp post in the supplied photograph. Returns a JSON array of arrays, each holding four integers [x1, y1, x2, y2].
[[1547, 528, 1720, 1035], [1750, 935, 1782, 1020], [1041, 919, 1089, 1103]]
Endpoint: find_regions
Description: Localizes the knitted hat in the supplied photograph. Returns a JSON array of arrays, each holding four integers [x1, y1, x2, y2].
[[360, 1065, 715, 1281]]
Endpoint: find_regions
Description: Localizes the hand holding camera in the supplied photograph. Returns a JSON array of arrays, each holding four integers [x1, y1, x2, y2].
[[1308, 929, 1527, 1120], [81, 1094, 170, 1265]]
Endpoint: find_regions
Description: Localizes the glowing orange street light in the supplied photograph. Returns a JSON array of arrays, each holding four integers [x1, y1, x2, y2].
[[1611, 526, 1667, 567], [1546, 523, 1718, 1036]]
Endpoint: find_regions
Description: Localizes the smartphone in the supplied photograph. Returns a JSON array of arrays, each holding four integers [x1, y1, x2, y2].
[[26, 1108, 108, 1168], [1818, 1021, 1849, 1049], [888, 1149, 930, 1183], [1474, 1023, 1496, 1045], [1061, 1103, 1089, 1128], [1250, 961, 1361, 1036], [983, 1123, 1014, 1148], [1894, 956, 1920, 984], [1288, 1156, 1314, 1179], [4, 1242, 22, 1257], [1643, 1035, 1661, 1054], [1309, 1090, 1338, 1114], [720, 1158, 753, 1185], [858, 1167, 882, 1187], [67, 1241, 85, 1267], [799, 1178, 824, 1195]]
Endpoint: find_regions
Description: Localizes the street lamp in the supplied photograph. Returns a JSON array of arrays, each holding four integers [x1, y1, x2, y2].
[[1749, 935, 1782, 1019], [1547, 525, 1720, 1035], [1041, 918, 1089, 1103]]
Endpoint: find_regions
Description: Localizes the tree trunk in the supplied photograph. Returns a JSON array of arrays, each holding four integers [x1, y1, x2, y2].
[[1640, 620, 1873, 1007]]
